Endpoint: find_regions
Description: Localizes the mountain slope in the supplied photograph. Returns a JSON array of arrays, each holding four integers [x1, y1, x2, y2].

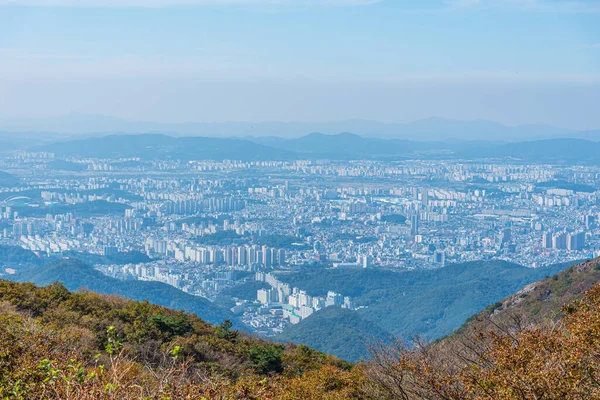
[[450, 257, 600, 340], [0, 278, 359, 399], [30, 132, 600, 163], [363, 257, 600, 400], [276, 306, 392, 362], [12, 258, 233, 326], [0, 245, 43, 273], [278, 260, 578, 340], [0, 171, 19, 187]]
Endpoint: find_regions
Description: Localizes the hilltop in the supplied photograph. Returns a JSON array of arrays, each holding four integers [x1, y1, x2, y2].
[[3, 114, 597, 141]]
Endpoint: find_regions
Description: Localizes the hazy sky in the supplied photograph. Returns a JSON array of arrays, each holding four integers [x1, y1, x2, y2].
[[0, 0, 599, 129]]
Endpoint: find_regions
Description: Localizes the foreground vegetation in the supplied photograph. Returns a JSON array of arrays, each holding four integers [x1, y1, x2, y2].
[[0, 279, 361, 399], [1, 257, 600, 399], [364, 257, 600, 399]]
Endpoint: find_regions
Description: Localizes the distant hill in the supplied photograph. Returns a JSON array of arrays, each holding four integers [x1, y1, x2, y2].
[[0, 245, 43, 274], [265, 132, 435, 159], [459, 138, 600, 163], [277, 306, 392, 362], [23, 132, 600, 164], [36, 134, 295, 161], [278, 260, 578, 340], [2, 113, 598, 141], [11, 258, 234, 326], [0, 171, 19, 187]]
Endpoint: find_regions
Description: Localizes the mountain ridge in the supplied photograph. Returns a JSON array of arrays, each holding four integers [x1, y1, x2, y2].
[[26, 132, 600, 164], [2, 113, 599, 141]]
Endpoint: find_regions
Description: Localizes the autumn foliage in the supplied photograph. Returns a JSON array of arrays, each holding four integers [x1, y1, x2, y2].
[[2, 260, 600, 399], [0, 280, 360, 399], [364, 272, 600, 400]]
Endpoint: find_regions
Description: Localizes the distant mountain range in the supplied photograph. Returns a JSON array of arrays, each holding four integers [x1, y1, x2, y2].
[[2, 113, 599, 141], [24, 132, 600, 164], [36, 133, 294, 161]]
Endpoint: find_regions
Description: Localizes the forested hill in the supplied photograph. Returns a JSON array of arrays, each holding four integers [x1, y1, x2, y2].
[[10, 258, 234, 326], [277, 259, 579, 340], [276, 306, 392, 362]]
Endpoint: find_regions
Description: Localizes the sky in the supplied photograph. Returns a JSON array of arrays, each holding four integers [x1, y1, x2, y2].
[[0, 0, 599, 129]]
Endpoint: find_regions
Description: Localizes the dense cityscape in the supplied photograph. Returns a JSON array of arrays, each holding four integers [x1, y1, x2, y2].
[[0, 150, 598, 335]]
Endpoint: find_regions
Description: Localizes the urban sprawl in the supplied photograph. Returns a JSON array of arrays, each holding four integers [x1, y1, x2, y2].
[[1, 151, 600, 335]]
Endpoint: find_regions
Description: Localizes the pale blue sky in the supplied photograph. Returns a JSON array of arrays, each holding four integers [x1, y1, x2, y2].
[[0, 0, 598, 129]]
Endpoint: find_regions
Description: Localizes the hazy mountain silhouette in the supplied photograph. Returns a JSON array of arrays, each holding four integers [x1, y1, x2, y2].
[[3, 113, 599, 141]]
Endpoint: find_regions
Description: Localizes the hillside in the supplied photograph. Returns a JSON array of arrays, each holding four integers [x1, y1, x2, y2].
[[0, 245, 43, 270], [277, 260, 578, 340], [11, 259, 233, 326], [2, 257, 600, 398], [363, 257, 600, 399], [276, 306, 392, 362], [268, 132, 417, 158], [450, 257, 600, 339], [0, 279, 360, 399], [0, 171, 19, 187]]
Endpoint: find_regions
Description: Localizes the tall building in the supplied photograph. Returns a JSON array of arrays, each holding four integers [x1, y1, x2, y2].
[[102, 246, 119, 257], [501, 228, 511, 247], [542, 231, 553, 249], [434, 250, 445, 266], [567, 231, 586, 251], [552, 232, 568, 250], [257, 289, 269, 305], [410, 214, 419, 236], [277, 249, 286, 266], [325, 291, 344, 307], [586, 215, 596, 229]]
